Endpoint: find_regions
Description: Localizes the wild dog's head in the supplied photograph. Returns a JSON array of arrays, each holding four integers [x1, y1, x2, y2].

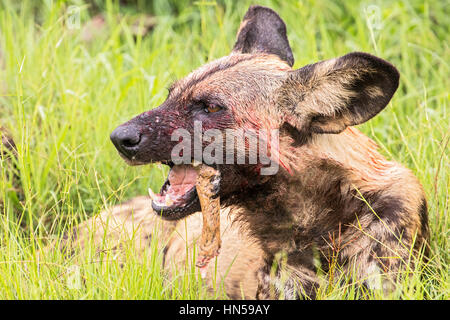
[[110, 5, 399, 220]]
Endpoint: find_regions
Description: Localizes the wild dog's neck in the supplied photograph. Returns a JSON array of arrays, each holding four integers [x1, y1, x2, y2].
[[232, 127, 396, 217], [227, 127, 395, 217], [228, 127, 397, 255], [229, 127, 394, 210]]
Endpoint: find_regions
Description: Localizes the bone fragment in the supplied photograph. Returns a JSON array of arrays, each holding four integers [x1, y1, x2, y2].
[[194, 164, 221, 273]]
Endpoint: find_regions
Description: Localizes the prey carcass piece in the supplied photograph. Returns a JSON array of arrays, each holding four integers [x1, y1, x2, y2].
[[194, 164, 221, 274]]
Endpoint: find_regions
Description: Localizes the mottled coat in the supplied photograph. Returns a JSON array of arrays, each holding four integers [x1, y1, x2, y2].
[[71, 6, 429, 299]]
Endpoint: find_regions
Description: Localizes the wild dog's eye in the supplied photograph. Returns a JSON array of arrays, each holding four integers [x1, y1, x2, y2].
[[204, 104, 222, 113]]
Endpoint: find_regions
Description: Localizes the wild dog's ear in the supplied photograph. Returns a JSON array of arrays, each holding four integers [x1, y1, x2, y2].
[[278, 52, 400, 134], [232, 5, 294, 67]]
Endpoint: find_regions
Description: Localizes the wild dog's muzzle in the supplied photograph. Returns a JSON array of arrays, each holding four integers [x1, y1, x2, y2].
[[109, 107, 178, 165], [110, 107, 202, 220]]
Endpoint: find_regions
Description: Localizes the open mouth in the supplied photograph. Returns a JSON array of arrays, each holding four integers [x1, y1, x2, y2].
[[148, 163, 201, 220]]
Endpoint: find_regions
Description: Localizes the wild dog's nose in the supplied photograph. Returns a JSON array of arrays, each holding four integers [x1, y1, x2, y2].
[[110, 125, 142, 158]]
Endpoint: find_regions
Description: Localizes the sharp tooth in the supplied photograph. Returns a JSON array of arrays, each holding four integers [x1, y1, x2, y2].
[[165, 194, 174, 207], [192, 160, 201, 167], [148, 188, 157, 201]]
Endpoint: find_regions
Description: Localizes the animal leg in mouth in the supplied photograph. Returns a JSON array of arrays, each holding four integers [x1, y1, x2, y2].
[[194, 164, 221, 275]]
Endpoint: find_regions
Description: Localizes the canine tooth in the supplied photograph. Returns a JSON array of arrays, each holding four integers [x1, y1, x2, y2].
[[148, 188, 157, 201], [165, 194, 174, 206], [192, 160, 201, 167]]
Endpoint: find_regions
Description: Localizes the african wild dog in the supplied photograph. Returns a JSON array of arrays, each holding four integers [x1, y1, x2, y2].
[[107, 5, 429, 299]]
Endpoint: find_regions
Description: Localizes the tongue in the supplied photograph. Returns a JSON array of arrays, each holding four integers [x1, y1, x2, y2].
[[167, 165, 198, 197]]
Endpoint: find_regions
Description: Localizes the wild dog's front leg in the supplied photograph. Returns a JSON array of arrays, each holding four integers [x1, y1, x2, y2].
[[256, 251, 319, 300], [323, 202, 429, 295]]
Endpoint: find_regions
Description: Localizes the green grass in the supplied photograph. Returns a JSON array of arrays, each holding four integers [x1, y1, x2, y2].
[[0, 0, 448, 299]]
